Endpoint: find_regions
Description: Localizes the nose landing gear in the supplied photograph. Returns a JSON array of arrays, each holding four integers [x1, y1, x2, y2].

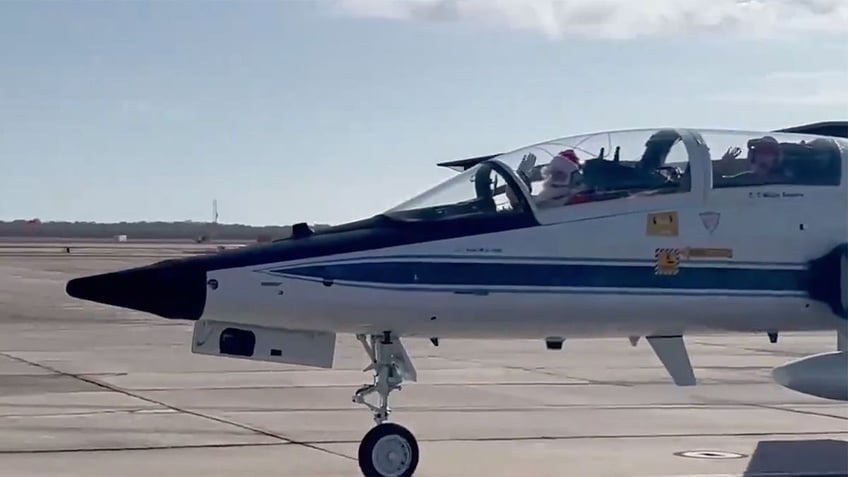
[[359, 422, 418, 477], [353, 332, 419, 477]]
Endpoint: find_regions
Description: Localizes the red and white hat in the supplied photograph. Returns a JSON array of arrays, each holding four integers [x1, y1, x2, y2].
[[544, 149, 580, 181]]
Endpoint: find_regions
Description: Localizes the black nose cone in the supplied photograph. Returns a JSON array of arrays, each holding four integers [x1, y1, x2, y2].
[[66, 259, 207, 320]]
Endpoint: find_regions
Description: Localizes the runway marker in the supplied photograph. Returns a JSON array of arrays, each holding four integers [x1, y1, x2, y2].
[[674, 449, 747, 459]]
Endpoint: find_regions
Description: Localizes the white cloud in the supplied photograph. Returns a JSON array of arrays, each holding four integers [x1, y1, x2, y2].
[[709, 70, 848, 106], [332, 0, 848, 39]]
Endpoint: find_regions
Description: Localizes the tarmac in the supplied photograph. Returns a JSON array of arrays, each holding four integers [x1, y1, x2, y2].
[[0, 241, 846, 477]]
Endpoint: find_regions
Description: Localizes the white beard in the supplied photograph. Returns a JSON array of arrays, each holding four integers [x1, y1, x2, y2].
[[536, 181, 573, 202]]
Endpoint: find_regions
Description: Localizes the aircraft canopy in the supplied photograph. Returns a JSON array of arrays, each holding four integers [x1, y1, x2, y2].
[[387, 127, 846, 222], [437, 121, 848, 172]]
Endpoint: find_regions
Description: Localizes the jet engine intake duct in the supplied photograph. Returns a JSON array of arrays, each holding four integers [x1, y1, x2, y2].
[[806, 244, 848, 320]]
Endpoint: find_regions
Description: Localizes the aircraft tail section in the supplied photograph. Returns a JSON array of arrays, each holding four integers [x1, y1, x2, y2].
[[774, 121, 848, 138]]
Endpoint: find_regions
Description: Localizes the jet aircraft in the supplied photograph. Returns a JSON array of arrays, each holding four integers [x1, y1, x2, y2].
[[67, 122, 848, 477]]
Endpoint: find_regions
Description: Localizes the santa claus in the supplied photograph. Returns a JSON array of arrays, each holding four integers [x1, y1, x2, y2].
[[534, 149, 584, 207]]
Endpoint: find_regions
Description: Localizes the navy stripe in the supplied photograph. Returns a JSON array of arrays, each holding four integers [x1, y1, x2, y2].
[[271, 273, 806, 297], [262, 254, 804, 269], [269, 262, 808, 292]]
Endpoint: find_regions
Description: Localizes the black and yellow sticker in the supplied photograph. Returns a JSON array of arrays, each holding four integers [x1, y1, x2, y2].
[[655, 248, 680, 275]]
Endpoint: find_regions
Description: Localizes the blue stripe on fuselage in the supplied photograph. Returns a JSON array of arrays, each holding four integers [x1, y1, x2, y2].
[[267, 261, 808, 292]]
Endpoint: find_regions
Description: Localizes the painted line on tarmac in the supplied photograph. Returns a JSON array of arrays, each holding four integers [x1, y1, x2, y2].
[[0, 442, 288, 455], [746, 402, 848, 421], [0, 351, 356, 462], [298, 429, 848, 445]]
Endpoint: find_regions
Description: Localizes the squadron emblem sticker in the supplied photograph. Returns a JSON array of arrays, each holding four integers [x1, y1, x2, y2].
[[699, 211, 720, 234]]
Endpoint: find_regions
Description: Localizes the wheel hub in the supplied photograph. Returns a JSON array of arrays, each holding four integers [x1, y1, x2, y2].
[[371, 434, 411, 477]]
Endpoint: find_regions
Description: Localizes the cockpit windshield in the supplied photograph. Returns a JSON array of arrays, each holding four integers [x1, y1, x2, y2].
[[695, 129, 844, 187], [385, 161, 527, 221], [491, 128, 694, 209]]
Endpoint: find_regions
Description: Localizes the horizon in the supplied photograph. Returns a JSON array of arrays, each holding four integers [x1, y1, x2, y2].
[[3, 1, 847, 225], [0, 218, 322, 227]]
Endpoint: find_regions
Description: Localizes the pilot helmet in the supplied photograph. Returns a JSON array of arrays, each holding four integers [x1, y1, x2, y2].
[[747, 136, 780, 161], [543, 149, 581, 186]]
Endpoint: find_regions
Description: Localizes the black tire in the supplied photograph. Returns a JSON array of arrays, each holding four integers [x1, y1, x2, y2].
[[358, 423, 419, 477]]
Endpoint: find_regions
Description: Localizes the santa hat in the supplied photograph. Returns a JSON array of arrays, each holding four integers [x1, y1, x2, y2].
[[545, 149, 580, 177], [558, 149, 580, 163]]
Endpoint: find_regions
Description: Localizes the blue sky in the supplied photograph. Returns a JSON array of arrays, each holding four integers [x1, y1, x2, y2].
[[1, 0, 846, 226]]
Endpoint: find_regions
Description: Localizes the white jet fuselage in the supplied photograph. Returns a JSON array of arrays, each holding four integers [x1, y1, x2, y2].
[[65, 126, 848, 411], [203, 183, 846, 339]]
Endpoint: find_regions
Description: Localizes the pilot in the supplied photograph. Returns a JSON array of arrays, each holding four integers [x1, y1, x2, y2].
[[534, 149, 586, 208], [721, 135, 786, 184], [747, 136, 784, 178]]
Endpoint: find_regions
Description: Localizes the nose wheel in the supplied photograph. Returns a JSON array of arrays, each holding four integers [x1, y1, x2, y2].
[[359, 422, 419, 477], [353, 332, 419, 477]]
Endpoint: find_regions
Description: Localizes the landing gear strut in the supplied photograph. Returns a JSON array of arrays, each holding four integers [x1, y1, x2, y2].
[[353, 332, 419, 477]]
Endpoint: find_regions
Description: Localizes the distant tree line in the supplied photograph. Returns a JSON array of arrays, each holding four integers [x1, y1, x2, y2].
[[0, 220, 331, 242]]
